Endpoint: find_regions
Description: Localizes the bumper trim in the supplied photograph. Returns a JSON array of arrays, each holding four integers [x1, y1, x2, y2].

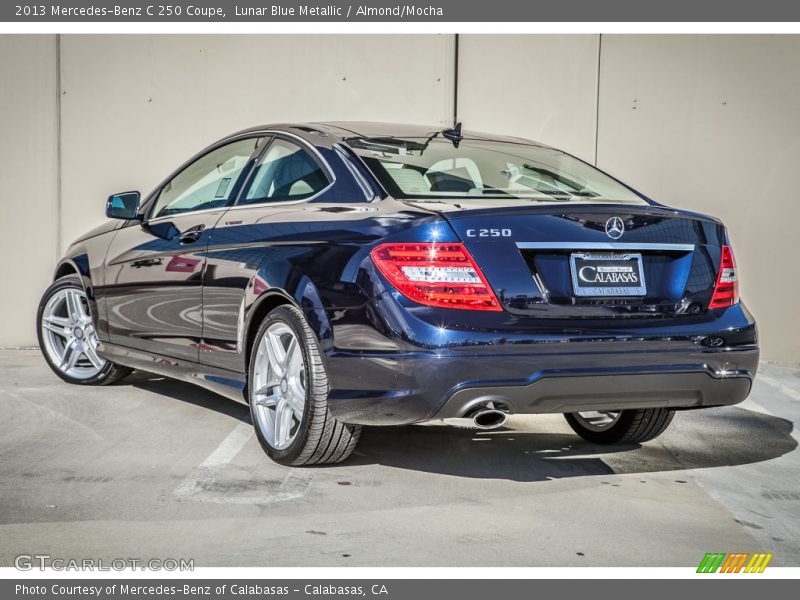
[[434, 365, 753, 419]]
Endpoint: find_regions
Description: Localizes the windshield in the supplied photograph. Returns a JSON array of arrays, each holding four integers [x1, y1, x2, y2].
[[348, 136, 646, 204]]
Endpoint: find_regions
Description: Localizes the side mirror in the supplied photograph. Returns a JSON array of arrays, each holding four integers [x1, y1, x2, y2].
[[106, 191, 142, 220]]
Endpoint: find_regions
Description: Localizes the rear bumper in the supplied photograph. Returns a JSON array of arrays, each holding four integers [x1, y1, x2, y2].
[[324, 301, 759, 425], [434, 364, 753, 418], [325, 343, 758, 425]]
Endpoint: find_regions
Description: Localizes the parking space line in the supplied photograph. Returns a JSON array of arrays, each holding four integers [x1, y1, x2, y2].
[[209, 469, 314, 505], [746, 377, 800, 443], [173, 421, 313, 504], [193, 420, 255, 470], [759, 374, 800, 403], [0, 388, 105, 440], [174, 421, 254, 500]]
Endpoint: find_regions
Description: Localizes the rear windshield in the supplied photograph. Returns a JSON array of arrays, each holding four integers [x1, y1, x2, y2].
[[348, 136, 647, 204]]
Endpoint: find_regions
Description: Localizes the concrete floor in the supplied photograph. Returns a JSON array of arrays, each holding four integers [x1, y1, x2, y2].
[[0, 349, 798, 567]]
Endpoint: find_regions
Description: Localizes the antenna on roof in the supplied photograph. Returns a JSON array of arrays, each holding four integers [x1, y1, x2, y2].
[[442, 122, 463, 148]]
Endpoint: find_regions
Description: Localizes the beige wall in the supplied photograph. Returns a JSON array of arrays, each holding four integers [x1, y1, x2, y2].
[[597, 35, 800, 361], [0, 35, 58, 347], [2, 34, 798, 360], [457, 35, 600, 161], [59, 34, 455, 249]]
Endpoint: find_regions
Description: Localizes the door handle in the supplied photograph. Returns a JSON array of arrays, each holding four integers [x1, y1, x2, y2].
[[178, 225, 205, 244]]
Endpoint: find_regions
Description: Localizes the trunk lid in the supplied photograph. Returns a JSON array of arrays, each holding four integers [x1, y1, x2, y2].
[[406, 200, 725, 318]]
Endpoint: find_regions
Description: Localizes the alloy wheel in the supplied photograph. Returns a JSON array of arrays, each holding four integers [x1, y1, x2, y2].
[[251, 322, 307, 450], [572, 410, 622, 432], [40, 288, 106, 380]]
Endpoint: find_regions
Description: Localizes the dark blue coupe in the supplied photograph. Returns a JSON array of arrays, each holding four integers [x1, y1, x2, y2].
[[36, 122, 758, 465]]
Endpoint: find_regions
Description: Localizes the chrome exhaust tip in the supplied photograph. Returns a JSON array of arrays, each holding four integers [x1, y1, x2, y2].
[[472, 408, 507, 430]]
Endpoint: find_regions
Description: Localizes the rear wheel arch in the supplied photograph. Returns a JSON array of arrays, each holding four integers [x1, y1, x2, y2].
[[243, 281, 334, 369], [244, 292, 296, 369]]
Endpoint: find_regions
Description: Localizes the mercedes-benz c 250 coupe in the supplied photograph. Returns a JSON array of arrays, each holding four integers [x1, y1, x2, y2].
[[37, 122, 758, 465]]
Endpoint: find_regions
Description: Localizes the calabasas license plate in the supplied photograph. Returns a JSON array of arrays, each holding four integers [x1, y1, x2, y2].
[[569, 252, 646, 297]]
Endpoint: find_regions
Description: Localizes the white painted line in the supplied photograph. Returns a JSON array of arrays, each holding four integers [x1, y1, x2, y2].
[[174, 421, 254, 499], [173, 420, 313, 504], [759, 374, 800, 404], [212, 470, 314, 505], [749, 375, 800, 442], [195, 420, 255, 470], [271, 470, 314, 502], [0, 388, 104, 441]]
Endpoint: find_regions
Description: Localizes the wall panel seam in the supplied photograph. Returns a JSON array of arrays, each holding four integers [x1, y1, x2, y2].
[[593, 33, 602, 166], [55, 33, 62, 258]]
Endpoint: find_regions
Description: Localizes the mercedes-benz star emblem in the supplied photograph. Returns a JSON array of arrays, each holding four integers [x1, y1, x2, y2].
[[605, 216, 625, 239]]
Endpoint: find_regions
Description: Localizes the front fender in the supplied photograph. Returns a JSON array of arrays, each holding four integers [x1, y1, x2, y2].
[[53, 226, 118, 340], [54, 256, 91, 291]]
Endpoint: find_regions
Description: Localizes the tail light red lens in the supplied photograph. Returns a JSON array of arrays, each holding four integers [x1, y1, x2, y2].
[[370, 243, 502, 311], [709, 245, 739, 309]]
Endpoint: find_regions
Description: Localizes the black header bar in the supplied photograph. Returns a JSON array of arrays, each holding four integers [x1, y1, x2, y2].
[[5, 0, 800, 22]]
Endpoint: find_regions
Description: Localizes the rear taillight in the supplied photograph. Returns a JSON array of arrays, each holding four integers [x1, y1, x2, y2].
[[370, 243, 502, 311], [709, 245, 739, 309]]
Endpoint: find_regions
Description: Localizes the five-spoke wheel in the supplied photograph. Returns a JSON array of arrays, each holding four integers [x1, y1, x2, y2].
[[251, 322, 307, 450], [248, 305, 362, 465], [40, 287, 106, 379], [571, 410, 622, 433], [37, 275, 131, 385]]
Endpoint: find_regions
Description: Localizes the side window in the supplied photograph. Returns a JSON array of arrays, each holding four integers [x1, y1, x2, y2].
[[240, 139, 329, 205], [151, 137, 264, 219]]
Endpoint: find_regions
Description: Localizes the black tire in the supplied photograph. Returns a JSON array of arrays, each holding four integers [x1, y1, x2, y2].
[[36, 275, 132, 386], [564, 408, 675, 444], [248, 304, 361, 466]]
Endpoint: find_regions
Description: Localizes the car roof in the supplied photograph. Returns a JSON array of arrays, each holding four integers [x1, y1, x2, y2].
[[227, 121, 551, 148]]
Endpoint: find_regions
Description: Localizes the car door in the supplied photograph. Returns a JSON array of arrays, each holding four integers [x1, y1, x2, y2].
[[200, 135, 335, 373], [103, 135, 266, 362]]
